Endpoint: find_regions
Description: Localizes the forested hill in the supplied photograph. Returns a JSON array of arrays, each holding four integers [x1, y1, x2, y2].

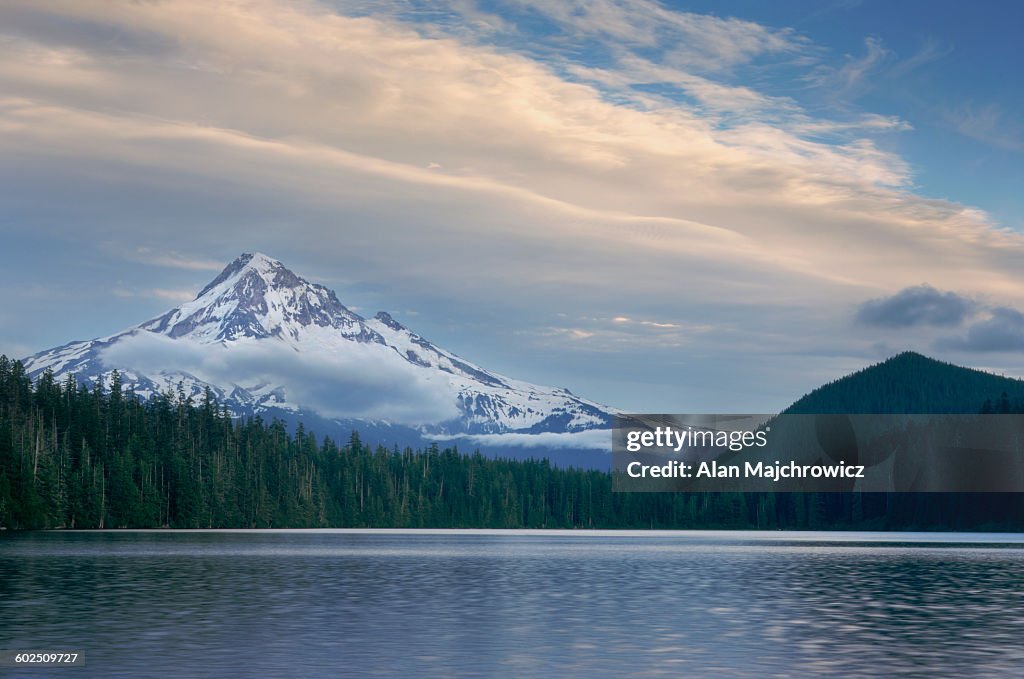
[[784, 351, 1024, 414]]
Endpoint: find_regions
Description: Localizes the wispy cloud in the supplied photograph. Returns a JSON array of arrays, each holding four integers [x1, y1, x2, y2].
[[807, 36, 950, 102], [527, 314, 707, 352], [151, 288, 197, 302], [541, 327, 596, 341], [609, 316, 682, 329], [945, 103, 1024, 153], [807, 36, 890, 98], [887, 38, 953, 78], [109, 245, 226, 271], [114, 287, 197, 302], [507, 0, 804, 71]]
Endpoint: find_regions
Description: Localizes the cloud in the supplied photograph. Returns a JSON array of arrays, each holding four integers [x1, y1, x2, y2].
[[945, 103, 1024, 153], [1, 0, 1013, 300], [99, 331, 461, 424], [887, 38, 952, 78], [131, 250, 226, 272], [608, 315, 681, 329], [436, 429, 612, 451], [505, 0, 802, 70], [527, 315, 705, 353], [541, 327, 596, 341], [855, 285, 976, 328], [101, 244, 227, 271], [807, 36, 949, 105], [0, 0, 1023, 412], [807, 36, 890, 98], [114, 287, 197, 302], [148, 289, 198, 302], [938, 307, 1024, 353]]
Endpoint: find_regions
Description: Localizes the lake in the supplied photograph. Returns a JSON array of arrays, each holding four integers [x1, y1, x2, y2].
[[2, 530, 1023, 677]]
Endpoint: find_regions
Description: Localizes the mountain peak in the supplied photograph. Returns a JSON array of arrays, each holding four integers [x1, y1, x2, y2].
[[235, 252, 293, 280], [21, 251, 616, 448], [140, 252, 368, 342], [242, 251, 278, 265], [883, 350, 930, 363], [785, 350, 1024, 415], [196, 252, 295, 299]]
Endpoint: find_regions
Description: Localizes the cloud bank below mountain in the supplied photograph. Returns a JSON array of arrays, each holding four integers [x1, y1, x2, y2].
[[100, 331, 462, 425]]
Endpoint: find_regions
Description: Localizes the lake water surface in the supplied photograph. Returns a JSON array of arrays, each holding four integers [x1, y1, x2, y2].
[[2, 530, 1023, 677]]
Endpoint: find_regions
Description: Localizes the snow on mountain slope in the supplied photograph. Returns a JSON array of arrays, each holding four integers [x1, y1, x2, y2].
[[23, 253, 615, 441]]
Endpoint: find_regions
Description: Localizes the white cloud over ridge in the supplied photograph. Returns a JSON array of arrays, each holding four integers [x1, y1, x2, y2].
[[435, 429, 612, 451], [99, 331, 461, 425]]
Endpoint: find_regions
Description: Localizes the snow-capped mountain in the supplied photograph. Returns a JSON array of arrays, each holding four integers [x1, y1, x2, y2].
[[23, 253, 614, 452]]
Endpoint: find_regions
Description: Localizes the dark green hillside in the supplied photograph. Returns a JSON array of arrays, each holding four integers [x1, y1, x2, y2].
[[785, 351, 1024, 414]]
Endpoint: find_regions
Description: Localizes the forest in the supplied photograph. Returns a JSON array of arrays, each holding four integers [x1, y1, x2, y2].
[[1, 355, 1022, 531]]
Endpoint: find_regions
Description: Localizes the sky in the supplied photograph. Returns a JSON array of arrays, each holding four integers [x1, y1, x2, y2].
[[2, 0, 1023, 413]]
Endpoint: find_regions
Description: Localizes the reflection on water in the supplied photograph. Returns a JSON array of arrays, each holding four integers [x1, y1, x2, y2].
[[2, 530, 1023, 678]]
